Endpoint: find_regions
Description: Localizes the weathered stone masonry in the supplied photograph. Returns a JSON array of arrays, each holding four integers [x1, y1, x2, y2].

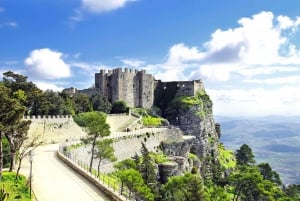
[[94, 67, 204, 109]]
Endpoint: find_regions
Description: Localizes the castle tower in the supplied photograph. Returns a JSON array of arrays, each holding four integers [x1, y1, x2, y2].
[[94, 68, 202, 109]]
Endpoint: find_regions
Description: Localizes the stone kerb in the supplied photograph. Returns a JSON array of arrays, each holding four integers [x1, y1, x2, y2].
[[57, 147, 126, 201]]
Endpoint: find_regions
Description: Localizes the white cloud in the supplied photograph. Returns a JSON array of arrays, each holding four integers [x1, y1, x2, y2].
[[0, 22, 17, 28], [146, 11, 300, 83], [121, 59, 145, 67], [237, 66, 300, 78], [34, 81, 64, 92], [207, 86, 300, 117], [71, 62, 100, 72], [25, 48, 71, 80], [244, 76, 300, 85], [137, 11, 300, 116], [0, 7, 4, 13], [81, 0, 136, 13], [166, 43, 204, 65]]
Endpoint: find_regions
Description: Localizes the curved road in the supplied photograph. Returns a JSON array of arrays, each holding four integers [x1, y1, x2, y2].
[[21, 144, 111, 201]]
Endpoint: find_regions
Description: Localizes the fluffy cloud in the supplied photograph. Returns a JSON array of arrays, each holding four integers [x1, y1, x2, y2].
[[34, 81, 65, 92], [148, 11, 300, 83], [25, 48, 71, 79], [207, 86, 300, 117], [244, 76, 300, 85], [81, 0, 136, 13], [140, 11, 300, 116], [121, 59, 145, 67]]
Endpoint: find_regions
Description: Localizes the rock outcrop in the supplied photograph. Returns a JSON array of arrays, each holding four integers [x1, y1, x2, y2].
[[163, 89, 220, 177]]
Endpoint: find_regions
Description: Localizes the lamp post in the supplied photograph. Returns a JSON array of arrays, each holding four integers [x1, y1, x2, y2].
[[29, 150, 34, 199]]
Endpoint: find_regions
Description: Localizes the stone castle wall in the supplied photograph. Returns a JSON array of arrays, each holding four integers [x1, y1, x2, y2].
[[94, 68, 203, 109], [95, 68, 155, 108]]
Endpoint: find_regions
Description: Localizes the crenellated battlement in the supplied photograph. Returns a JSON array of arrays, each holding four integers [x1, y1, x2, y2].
[[94, 67, 203, 109], [23, 115, 73, 120]]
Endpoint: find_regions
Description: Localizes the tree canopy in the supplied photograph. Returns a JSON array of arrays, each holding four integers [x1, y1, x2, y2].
[[74, 111, 110, 172]]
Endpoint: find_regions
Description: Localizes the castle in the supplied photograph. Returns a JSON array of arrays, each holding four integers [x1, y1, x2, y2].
[[94, 68, 204, 108], [64, 67, 204, 108]]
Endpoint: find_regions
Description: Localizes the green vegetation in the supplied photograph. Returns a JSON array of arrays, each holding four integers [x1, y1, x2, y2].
[[149, 152, 169, 164], [94, 139, 117, 178], [1, 172, 31, 201], [235, 144, 255, 165], [164, 89, 213, 122], [111, 100, 129, 114], [162, 173, 205, 201], [74, 111, 110, 172], [133, 108, 164, 126], [142, 116, 163, 126], [218, 144, 236, 170]]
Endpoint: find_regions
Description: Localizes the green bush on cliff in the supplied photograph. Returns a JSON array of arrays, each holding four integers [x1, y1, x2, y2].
[[165, 89, 212, 120], [218, 144, 236, 170], [142, 116, 163, 126], [133, 108, 164, 126]]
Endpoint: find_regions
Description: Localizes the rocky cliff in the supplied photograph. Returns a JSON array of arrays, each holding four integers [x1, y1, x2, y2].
[[162, 89, 220, 177]]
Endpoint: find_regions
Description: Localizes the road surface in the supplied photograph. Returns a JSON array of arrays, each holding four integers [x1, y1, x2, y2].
[[21, 144, 111, 201]]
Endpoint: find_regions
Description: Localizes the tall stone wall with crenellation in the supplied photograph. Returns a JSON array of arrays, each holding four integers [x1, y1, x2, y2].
[[94, 68, 203, 109], [95, 68, 155, 108]]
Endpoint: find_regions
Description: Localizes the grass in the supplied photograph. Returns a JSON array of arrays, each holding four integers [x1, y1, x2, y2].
[[142, 116, 163, 126], [1, 171, 31, 201], [132, 108, 164, 126]]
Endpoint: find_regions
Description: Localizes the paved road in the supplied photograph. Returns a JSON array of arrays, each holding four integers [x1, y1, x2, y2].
[[21, 144, 111, 201]]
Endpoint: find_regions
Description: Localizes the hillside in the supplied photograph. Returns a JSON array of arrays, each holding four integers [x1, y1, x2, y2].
[[217, 116, 300, 184]]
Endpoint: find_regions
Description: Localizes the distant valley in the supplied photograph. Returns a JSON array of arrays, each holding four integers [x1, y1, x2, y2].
[[216, 116, 300, 184]]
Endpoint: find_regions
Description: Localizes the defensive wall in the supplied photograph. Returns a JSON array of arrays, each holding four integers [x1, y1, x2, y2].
[[93, 68, 204, 109], [95, 68, 154, 108], [65, 126, 188, 173], [23, 115, 85, 144]]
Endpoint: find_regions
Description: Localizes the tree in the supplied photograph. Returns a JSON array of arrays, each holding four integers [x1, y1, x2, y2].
[[15, 135, 43, 181], [74, 112, 110, 172], [162, 173, 206, 201], [2, 71, 42, 113], [0, 83, 26, 180], [31, 90, 68, 115], [4, 120, 31, 171], [235, 144, 255, 166], [117, 168, 154, 201], [114, 158, 137, 170], [90, 94, 112, 113], [139, 143, 157, 186], [258, 163, 282, 186], [204, 181, 231, 201], [72, 93, 92, 114], [283, 184, 300, 200], [111, 101, 128, 114], [229, 165, 285, 201], [94, 139, 116, 178]]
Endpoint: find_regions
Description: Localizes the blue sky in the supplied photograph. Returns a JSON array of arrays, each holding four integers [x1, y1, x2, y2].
[[1, 0, 300, 117]]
